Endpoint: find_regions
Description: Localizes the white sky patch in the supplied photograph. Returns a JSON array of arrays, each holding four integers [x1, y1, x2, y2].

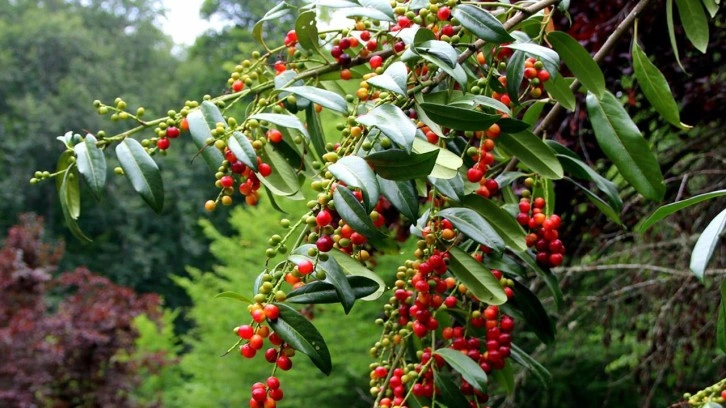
[[158, 0, 219, 46]]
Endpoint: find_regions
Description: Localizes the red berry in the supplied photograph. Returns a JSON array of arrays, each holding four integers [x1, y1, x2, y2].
[[249, 334, 264, 350], [537, 69, 550, 82], [360, 30, 371, 41], [721, 390, 726, 400], [316, 209, 332, 226], [397, 16, 411, 28], [374, 366, 388, 378], [265, 348, 278, 363], [339, 37, 351, 50], [437, 6, 451, 20], [524, 67, 538, 79], [251, 309, 266, 323], [444, 296, 457, 308], [269, 388, 284, 401], [232, 80, 244, 92], [549, 253, 564, 267], [504, 286, 515, 298], [467, 167, 484, 183], [237, 325, 254, 339], [220, 175, 234, 188], [519, 201, 531, 213], [267, 376, 281, 390], [366, 39, 378, 51], [350, 232, 366, 246], [267, 129, 283, 143], [316, 235, 334, 252], [441, 24, 455, 37], [393, 41, 405, 53], [500, 316, 515, 332], [166, 126, 180, 138], [264, 304, 280, 320], [331, 46, 343, 59], [369, 55, 383, 69], [516, 213, 530, 226], [484, 305, 499, 320], [276, 355, 293, 371], [252, 387, 267, 402], [258, 163, 272, 177], [533, 197, 546, 209], [240, 344, 256, 358], [297, 259, 314, 275], [340, 69, 352, 80], [157, 137, 170, 150]]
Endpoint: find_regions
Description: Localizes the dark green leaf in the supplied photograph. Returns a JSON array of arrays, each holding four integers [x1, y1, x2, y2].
[[507, 51, 526, 103], [286, 276, 379, 304], [507, 279, 555, 344], [358, 105, 417, 152], [412, 138, 463, 180], [214, 291, 252, 303], [438, 208, 506, 253], [638, 190, 726, 233], [495, 171, 526, 188], [295, 10, 320, 53], [492, 361, 515, 394], [471, 95, 512, 115], [258, 143, 303, 198], [448, 247, 508, 305], [285, 86, 348, 114], [498, 117, 530, 133], [116, 138, 164, 213], [329, 248, 385, 301], [58, 165, 91, 243], [567, 178, 623, 224], [666, 0, 687, 72], [515, 251, 563, 309], [333, 186, 387, 241], [462, 194, 528, 252], [717, 279, 726, 353], [482, 254, 528, 278], [497, 131, 564, 179], [436, 347, 488, 392], [429, 174, 465, 203], [547, 31, 606, 98], [367, 61, 408, 95], [434, 372, 472, 408], [251, 113, 310, 140], [586, 91, 665, 201], [305, 104, 327, 160], [675, 0, 709, 53], [544, 74, 576, 111], [365, 149, 438, 181], [413, 52, 468, 88], [451, 4, 515, 43], [506, 42, 560, 79], [510, 344, 552, 387], [74, 134, 106, 200], [228, 131, 259, 171], [269, 303, 332, 375], [378, 177, 419, 221], [690, 208, 726, 280], [187, 102, 226, 171], [632, 41, 690, 129], [329, 155, 380, 210], [523, 101, 547, 126], [419, 103, 499, 131]]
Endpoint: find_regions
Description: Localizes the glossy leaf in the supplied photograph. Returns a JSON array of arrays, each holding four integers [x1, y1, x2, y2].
[[436, 347, 488, 392], [419, 103, 499, 131], [506, 51, 526, 103], [295, 11, 320, 53], [510, 344, 552, 386], [718, 279, 726, 353], [58, 164, 91, 243], [675, 0, 709, 53], [285, 86, 348, 114], [507, 279, 555, 344], [412, 138, 463, 179], [366, 61, 408, 95], [250, 113, 310, 140], [378, 177, 419, 221], [359, 0, 395, 20], [228, 131, 259, 171], [523, 100, 547, 126], [329, 248, 386, 301], [495, 171, 527, 188], [269, 303, 332, 375], [471, 95, 512, 116], [116, 138, 164, 213], [413, 50, 468, 88], [567, 178, 623, 225], [666, 0, 687, 72], [462, 194, 528, 252], [492, 361, 515, 394], [434, 372, 472, 408], [448, 247, 508, 305], [357, 104, 417, 152], [74, 134, 106, 200], [451, 4, 515, 43], [214, 291, 252, 304], [415, 40, 457, 68], [497, 118, 531, 134], [333, 185, 386, 241], [497, 131, 564, 179], [286, 276, 379, 304], [438, 208, 505, 253], [544, 74, 576, 111], [329, 155, 380, 210], [340, 6, 393, 21], [305, 104, 327, 160], [257, 143, 303, 199], [253, 2, 294, 48], [506, 42, 560, 79], [586, 91, 665, 201], [690, 208, 726, 280], [187, 102, 226, 171], [515, 250, 563, 309], [365, 149, 438, 181], [638, 190, 726, 233], [547, 31, 606, 98], [429, 174, 465, 203], [632, 41, 690, 129]]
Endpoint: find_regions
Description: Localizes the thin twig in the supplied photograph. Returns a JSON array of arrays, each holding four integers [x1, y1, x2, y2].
[[556, 263, 726, 277]]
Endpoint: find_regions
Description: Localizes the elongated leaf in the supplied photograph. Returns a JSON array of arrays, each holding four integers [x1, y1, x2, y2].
[[690, 208, 726, 280], [286, 276, 379, 304], [365, 149, 438, 181], [316, 254, 357, 313], [544, 74, 576, 111], [448, 247, 507, 305], [285, 86, 348, 114], [506, 42, 560, 79], [701, 0, 718, 17], [434, 372, 472, 408], [305, 104, 327, 160], [515, 250, 563, 309], [333, 186, 386, 241], [251, 113, 310, 140], [451, 4, 515, 43], [340, 6, 393, 21], [367, 66, 408, 96], [228, 131, 259, 171], [295, 10, 320, 53], [523, 100, 547, 126], [329, 248, 385, 301], [632, 42, 690, 129], [666, 0, 687, 72], [510, 344, 552, 386], [378, 177, 419, 221], [58, 165, 91, 242], [420, 103, 499, 132], [257, 143, 303, 198], [214, 291, 252, 303], [415, 40, 458, 68], [567, 178, 623, 225], [429, 175, 464, 203], [187, 103, 226, 171], [412, 138, 463, 179], [329, 155, 380, 210], [357, 105, 417, 152], [507, 279, 556, 344], [438, 207, 505, 253], [462, 194, 528, 252], [359, 0, 395, 19], [74, 134, 106, 200], [586, 91, 665, 201], [492, 361, 515, 394], [436, 347, 488, 392], [547, 31, 606, 98], [718, 279, 726, 353], [506, 51, 526, 103], [675, 0, 709, 53], [253, 2, 294, 48], [497, 131, 564, 179], [496, 171, 527, 188], [638, 190, 726, 233], [472, 95, 512, 116], [269, 303, 332, 375], [116, 138, 164, 213]]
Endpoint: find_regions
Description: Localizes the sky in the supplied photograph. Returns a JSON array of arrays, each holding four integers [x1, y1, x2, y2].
[[159, 0, 216, 46]]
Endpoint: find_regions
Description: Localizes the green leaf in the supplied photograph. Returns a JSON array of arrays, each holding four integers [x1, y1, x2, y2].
[[285, 86, 348, 114], [495, 171, 527, 188], [329, 155, 380, 210], [419, 103, 499, 131], [506, 51, 526, 103], [567, 178, 623, 225], [214, 291, 252, 304], [253, 2, 294, 49], [547, 31, 606, 98], [586, 91, 665, 201], [675, 0, 709, 53], [690, 208, 726, 280], [702, 0, 719, 17], [515, 250, 563, 309], [448, 247, 508, 305], [288, 252, 356, 313], [666, 0, 687, 72], [295, 10, 320, 53], [340, 6, 393, 21], [415, 40, 458, 68], [305, 104, 327, 160], [523, 101, 547, 126], [269, 303, 332, 375], [258, 143, 303, 198], [250, 113, 310, 140], [510, 344, 552, 387], [638, 190, 726, 233], [73, 134, 106, 200], [412, 51, 468, 88], [506, 279, 555, 344], [359, 0, 395, 20], [365, 149, 438, 181], [412, 138, 463, 180], [333, 186, 386, 241], [492, 361, 515, 394], [378, 177, 419, 221], [471, 95, 512, 116], [434, 372, 472, 408], [506, 42, 560, 79], [228, 131, 259, 171], [438, 207, 505, 253], [498, 118, 531, 134], [462, 194, 528, 252], [187, 102, 226, 171], [717, 279, 726, 353], [436, 347, 488, 392], [58, 165, 91, 243], [115, 138, 164, 213], [451, 4, 515, 43], [286, 276, 379, 304], [429, 175, 464, 203], [497, 131, 564, 179], [358, 104, 417, 152], [632, 41, 690, 129], [329, 248, 385, 301], [543, 74, 576, 111], [366, 61, 408, 96]]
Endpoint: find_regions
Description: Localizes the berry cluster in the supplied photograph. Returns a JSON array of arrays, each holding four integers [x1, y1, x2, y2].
[[249, 377, 284, 408], [465, 123, 502, 198], [517, 197, 566, 267]]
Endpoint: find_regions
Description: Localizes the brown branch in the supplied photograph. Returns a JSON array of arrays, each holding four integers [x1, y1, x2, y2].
[[555, 263, 726, 277]]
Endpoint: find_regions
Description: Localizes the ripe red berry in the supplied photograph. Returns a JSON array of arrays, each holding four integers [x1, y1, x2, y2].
[[157, 137, 170, 150], [549, 253, 564, 267], [267, 129, 283, 143], [266, 376, 281, 390], [269, 388, 284, 401], [316, 209, 332, 226], [350, 232, 366, 246], [467, 167, 484, 183], [533, 197, 546, 209], [297, 259, 314, 275], [264, 304, 280, 320], [340, 69, 352, 80], [369, 55, 383, 69], [166, 126, 180, 138], [258, 163, 272, 177], [232, 80, 244, 92], [316, 235, 334, 252], [249, 334, 264, 350], [220, 175, 234, 188], [252, 387, 267, 402], [265, 348, 278, 363], [276, 355, 293, 371], [393, 41, 405, 53], [360, 30, 371, 41], [374, 366, 388, 378], [441, 24, 455, 37], [366, 39, 378, 51], [437, 6, 451, 20], [237, 325, 254, 339], [537, 69, 551, 82], [240, 344, 256, 358], [397, 16, 411, 28]]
